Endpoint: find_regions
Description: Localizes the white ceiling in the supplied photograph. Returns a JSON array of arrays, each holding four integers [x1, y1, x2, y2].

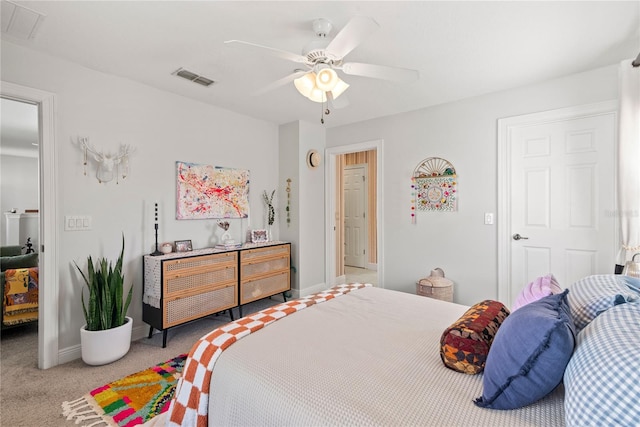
[[1, 1, 639, 130]]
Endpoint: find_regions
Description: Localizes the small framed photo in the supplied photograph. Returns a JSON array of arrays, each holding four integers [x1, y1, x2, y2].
[[251, 229, 268, 243], [174, 240, 193, 252]]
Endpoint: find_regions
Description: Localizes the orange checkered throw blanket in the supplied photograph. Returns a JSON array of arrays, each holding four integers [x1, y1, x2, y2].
[[166, 283, 371, 426]]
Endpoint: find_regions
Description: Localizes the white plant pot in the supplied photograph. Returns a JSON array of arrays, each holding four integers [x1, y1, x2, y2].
[[80, 316, 132, 365]]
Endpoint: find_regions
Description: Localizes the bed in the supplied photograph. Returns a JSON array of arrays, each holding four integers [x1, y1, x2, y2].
[[160, 284, 565, 426], [156, 275, 640, 427]]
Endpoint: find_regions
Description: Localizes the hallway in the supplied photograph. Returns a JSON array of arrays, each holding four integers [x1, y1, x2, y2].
[[344, 266, 378, 286]]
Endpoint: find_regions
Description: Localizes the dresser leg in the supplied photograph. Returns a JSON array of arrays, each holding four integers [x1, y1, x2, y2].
[[147, 325, 154, 339], [282, 291, 288, 302], [228, 308, 235, 321], [162, 330, 168, 348], [239, 305, 243, 318]]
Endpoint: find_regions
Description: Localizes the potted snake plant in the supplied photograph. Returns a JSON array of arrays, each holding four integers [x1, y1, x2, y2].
[[74, 235, 133, 365]]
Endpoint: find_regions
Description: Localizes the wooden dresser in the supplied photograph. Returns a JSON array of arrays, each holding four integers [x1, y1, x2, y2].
[[143, 242, 290, 347]]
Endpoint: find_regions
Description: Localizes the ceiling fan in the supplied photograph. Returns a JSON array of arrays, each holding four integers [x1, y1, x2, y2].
[[224, 16, 420, 110]]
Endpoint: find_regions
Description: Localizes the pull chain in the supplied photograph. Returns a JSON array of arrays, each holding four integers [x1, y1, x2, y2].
[[319, 95, 330, 124]]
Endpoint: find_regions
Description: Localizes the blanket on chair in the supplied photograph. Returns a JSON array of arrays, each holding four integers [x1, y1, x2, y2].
[[166, 283, 371, 427], [3, 267, 38, 325]]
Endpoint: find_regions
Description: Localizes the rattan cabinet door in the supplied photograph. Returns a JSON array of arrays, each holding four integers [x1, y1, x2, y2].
[[240, 244, 290, 305], [162, 252, 238, 327]]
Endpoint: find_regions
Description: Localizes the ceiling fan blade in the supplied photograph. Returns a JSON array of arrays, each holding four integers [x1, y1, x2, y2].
[[224, 40, 307, 64], [341, 62, 419, 82], [325, 16, 379, 59], [254, 70, 308, 96]]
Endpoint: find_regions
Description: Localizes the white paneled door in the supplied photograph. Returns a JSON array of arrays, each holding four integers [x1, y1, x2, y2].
[[504, 103, 616, 306], [344, 165, 367, 268]]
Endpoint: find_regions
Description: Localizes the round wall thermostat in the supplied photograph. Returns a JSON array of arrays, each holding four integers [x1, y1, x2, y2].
[[307, 149, 321, 169]]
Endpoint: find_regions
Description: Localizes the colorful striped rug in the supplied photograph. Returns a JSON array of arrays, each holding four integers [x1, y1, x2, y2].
[[62, 354, 187, 427]]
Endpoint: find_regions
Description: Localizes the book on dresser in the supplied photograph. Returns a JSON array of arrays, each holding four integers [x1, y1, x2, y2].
[[142, 242, 291, 347]]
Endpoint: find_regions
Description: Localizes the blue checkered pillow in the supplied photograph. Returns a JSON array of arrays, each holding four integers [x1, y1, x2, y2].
[[564, 301, 640, 426], [566, 275, 640, 332]]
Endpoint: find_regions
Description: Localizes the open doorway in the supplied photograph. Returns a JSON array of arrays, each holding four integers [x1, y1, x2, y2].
[[340, 152, 377, 285], [325, 140, 383, 288], [1, 97, 40, 345], [1, 81, 59, 369]]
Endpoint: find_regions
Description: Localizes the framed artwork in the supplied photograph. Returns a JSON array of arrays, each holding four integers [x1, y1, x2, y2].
[[176, 161, 250, 220], [174, 240, 193, 252], [251, 229, 268, 243]]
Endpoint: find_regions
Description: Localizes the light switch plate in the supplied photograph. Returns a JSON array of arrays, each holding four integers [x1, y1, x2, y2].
[[64, 215, 92, 231], [484, 213, 494, 225]]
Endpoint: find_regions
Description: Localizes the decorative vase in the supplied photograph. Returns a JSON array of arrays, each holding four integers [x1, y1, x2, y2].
[[80, 316, 132, 365]]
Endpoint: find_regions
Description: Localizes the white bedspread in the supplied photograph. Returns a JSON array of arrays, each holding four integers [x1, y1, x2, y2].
[[206, 286, 565, 426]]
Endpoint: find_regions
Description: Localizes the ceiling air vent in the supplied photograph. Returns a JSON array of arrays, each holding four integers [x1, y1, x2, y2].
[[1, 0, 46, 40], [172, 68, 215, 87]]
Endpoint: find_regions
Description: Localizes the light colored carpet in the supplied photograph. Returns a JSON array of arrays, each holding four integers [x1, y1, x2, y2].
[[0, 297, 281, 426], [344, 266, 378, 286]]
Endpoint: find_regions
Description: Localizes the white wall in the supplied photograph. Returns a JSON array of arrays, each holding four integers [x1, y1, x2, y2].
[[278, 122, 301, 291], [1, 35, 623, 359], [297, 121, 326, 295], [327, 65, 620, 305], [0, 154, 39, 245], [278, 120, 326, 297], [1, 41, 280, 352]]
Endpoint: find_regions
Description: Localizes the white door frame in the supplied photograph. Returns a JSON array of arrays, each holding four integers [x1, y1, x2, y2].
[[325, 139, 384, 287], [2, 81, 59, 369], [497, 100, 618, 302]]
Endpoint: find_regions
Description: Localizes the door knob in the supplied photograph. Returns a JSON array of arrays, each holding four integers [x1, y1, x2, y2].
[[512, 233, 529, 241]]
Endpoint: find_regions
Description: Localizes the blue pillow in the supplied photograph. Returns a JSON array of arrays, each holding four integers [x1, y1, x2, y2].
[[564, 302, 640, 426], [474, 290, 575, 410], [567, 274, 640, 333]]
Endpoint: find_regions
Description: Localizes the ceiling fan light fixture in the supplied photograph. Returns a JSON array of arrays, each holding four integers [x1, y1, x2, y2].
[[294, 72, 316, 98], [315, 67, 338, 92], [307, 86, 328, 103], [330, 79, 349, 100], [294, 69, 348, 103]]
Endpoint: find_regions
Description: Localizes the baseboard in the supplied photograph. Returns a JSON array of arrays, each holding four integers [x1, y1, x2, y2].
[[334, 274, 347, 285], [57, 324, 150, 364], [290, 282, 335, 299], [132, 324, 149, 341], [58, 343, 80, 365]]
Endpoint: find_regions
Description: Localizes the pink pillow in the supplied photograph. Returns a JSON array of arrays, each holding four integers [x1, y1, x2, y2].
[[512, 274, 563, 311]]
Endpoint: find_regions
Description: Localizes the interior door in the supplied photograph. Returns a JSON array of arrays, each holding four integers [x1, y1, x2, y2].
[[344, 164, 366, 268], [507, 109, 616, 305]]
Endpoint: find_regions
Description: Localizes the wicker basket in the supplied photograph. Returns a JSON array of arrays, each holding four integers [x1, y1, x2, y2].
[[416, 276, 454, 302]]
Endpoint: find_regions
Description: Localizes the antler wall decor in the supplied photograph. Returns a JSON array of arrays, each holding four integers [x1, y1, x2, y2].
[[78, 137, 134, 184]]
